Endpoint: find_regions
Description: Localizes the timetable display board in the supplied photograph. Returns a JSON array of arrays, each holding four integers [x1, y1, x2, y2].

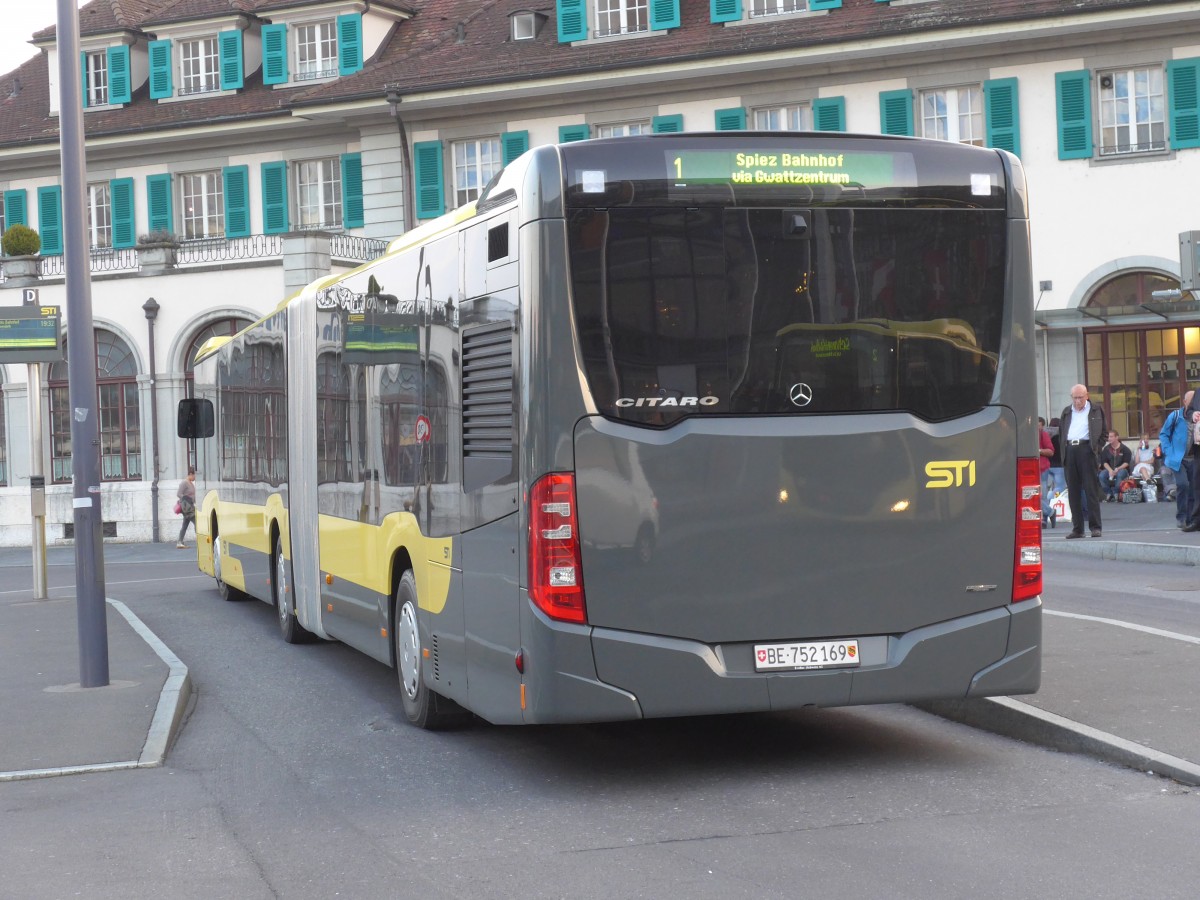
[[0, 305, 63, 362]]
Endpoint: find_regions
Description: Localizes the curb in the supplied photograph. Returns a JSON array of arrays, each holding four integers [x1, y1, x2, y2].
[[1044, 538, 1200, 566], [918, 696, 1200, 787], [0, 599, 191, 783]]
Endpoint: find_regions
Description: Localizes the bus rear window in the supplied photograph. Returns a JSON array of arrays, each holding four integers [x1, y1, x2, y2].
[[568, 206, 1005, 424]]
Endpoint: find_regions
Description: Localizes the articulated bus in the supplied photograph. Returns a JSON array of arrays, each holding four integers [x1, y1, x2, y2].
[[179, 132, 1042, 729]]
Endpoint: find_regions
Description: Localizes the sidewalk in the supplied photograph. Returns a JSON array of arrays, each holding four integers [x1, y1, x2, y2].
[[0, 543, 190, 782], [0, 512, 1196, 784]]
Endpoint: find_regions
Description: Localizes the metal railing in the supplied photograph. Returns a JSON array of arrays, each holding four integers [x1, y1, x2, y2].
[[0, 232, 388, 284]]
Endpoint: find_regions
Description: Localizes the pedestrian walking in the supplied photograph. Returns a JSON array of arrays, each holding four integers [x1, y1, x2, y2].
[[177, 467, 196, 548], [1159, 390, 1194, 528], [1059, 384, 1106, 538], [1184, 390, 1200, 532], [1038, 417, 1056, 528]]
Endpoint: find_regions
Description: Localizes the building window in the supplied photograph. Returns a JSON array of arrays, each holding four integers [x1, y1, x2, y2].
[[595, 121, 650, 137], [1098, 66, 1166, 156], [86, 183, 112, 250], [180, 38, 220, 95], [297, 159, 343, 229], [85, 51, 108, 105], [49, 331, 141, 484], [1082, 271, 1183, 438], [920, 86, 984, 146], [180, 172, 224, 240], [295, 21, 339, 80], [452, 138, 502, 207], [750, 0, 805, 16], [753, 104, 811, 131], [596, 0, 648, 37]]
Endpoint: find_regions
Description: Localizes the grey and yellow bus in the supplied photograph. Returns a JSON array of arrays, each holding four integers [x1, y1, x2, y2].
[[179, 133, 1042, 729]]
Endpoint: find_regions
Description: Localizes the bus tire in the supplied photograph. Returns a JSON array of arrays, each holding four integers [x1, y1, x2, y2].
[[394, 571, 466, 730], [272, 532, 310, 644], [213, 526, 247, 602]]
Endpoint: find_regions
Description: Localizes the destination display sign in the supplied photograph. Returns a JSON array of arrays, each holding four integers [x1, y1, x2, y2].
[[668, 149, 906, 189], [0, 305, 63, 362]]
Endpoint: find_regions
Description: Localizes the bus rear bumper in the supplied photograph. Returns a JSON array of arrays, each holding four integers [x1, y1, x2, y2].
[[584, 597, 1042, 719]]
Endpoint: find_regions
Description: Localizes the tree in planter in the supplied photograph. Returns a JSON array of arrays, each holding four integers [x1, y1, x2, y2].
[[1, 223, 42, 279], [2, 223, 41, 257]]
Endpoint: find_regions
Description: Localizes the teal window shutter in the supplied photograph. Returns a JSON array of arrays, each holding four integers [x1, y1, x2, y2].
[[38, 186, 63, 257], [501, 131, 530, 165], [341, 153, 364, 229], [810, 0, 843, 9], [558, 124, 590, 143], [879, 89, 913, 136], [714, 107, 746, 131], [261, 162, 289, 234], [4, 189, 27, 226], [650, 0, 680, 30], [557, 0, 587, 42], [81, 52, 88, 108], [652, 114, 683, 133], [262, 25, 288, 86], [812, 97, 845, 132], [107, 45, 131, 104], [413, 141, 445, 220], [222, 165, 250, 238], [337, 14, 363, 75], [711, 0, 742, 23], [985, 77, 1021, 157], [1167, 57, 1200, 150], [110, 178, 135, 249], [146, 174, 173, 234], [219, 30, 244, 91], [1055, 70, 1092, 160], [148, 39, 173, 99]]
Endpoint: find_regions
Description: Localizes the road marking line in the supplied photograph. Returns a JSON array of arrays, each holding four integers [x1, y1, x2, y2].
[[1045, 609, 1200, 644]]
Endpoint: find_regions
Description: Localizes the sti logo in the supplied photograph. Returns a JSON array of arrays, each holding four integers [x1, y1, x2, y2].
[[925, 460, 976, 488]]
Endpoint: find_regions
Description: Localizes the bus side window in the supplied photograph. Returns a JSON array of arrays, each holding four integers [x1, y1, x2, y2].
[[177, 398, 215, 439]]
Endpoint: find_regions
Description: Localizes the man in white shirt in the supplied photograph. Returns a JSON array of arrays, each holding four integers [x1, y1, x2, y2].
[[1058, 384, 1107, 538]]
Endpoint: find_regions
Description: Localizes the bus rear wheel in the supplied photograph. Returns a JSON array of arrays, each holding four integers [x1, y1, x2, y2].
[[394, 571, 466, 730], [273, 533, 310, 644]]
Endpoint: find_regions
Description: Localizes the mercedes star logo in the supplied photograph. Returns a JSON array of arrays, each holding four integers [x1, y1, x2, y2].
[[789, 383, 813, 407]]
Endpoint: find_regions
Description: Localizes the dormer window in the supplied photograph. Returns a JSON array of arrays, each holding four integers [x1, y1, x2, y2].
[[296, 21, 339, 80], [511, 12, 543, 40], [84, 51, 108, 105], [180, 38, 221, 95], [596, 0, 647, 37]]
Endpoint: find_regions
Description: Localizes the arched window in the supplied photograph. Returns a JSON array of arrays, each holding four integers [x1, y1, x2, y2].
[[184, 317, 251, 471], [1082, 270, 1183, 439], [49, 331, 141, 483]]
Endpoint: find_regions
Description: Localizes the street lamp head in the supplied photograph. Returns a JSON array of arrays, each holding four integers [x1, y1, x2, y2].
[[142, 296, 160, 319]]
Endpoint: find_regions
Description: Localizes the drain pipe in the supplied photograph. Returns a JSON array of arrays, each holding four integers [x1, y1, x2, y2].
[[143, 297, 161, 543], [386, 89, 416, 234]]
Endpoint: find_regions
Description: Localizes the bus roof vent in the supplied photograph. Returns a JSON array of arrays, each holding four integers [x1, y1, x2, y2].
[[462, 322, 515, 463]]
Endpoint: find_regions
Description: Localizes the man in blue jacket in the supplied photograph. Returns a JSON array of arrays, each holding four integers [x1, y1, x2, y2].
[[1159, 390, 1194, 529]]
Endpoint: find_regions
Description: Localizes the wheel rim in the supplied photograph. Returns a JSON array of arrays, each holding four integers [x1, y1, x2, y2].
[[397, 600, 421, 701], [213, 536, 224, 584], [275, 542, 289, 625]]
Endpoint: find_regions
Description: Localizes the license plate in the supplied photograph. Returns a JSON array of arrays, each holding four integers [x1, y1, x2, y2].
[[753, 639, 860, 672]]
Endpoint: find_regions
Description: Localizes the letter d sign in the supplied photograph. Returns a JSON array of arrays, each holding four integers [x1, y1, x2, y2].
[[21, 288, 39, 306]]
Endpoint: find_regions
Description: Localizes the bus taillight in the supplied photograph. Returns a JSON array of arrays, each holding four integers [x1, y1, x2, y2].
[[1013, 458, 1043, 603], [529, 473, 587, 624]]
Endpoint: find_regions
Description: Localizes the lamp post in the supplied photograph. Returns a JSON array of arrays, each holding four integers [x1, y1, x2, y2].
[[143, 297, 161, 543]]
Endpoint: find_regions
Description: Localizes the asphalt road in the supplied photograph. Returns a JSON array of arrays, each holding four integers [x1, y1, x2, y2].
[[1, 552, 1197, 899]]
